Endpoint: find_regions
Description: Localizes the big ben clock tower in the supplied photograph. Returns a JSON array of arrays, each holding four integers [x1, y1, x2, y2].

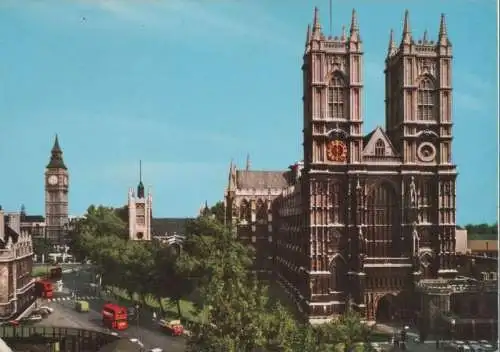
[[45, 135, 69, 244]]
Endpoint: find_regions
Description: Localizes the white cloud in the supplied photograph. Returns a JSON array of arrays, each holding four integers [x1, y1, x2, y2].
[[75, 0, 293, 46]]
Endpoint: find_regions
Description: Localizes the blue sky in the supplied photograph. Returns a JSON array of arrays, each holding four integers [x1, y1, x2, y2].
[[0, 0, 497, 224]]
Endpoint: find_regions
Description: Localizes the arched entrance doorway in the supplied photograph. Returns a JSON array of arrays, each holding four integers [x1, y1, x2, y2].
[[376, 294, 397, 323]]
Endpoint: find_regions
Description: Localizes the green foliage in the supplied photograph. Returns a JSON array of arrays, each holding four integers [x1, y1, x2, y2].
[[73, 202, 377, 351], [32, 237, 51, 256], [464, 223, 498, 235], [68, 205, 128, 261], [209, 201, 226, 224]]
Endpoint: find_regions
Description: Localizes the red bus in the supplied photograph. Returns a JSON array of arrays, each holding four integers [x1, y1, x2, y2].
[[102, 303, 128, 330], [35, 280, 54, 298]]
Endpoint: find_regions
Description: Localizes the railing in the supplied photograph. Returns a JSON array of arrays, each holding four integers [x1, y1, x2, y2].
[[0, 250, 14, 261], [0, 326, 120, 351]]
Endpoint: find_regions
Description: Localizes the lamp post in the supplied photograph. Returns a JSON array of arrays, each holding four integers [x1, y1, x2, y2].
[[450, 319, 456, 342], [135, 303, 141, 349]]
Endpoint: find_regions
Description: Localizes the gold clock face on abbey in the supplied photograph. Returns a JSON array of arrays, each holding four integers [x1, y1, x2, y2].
[[326, 140, 347, 162]]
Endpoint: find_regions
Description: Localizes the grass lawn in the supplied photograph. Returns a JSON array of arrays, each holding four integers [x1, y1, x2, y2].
[[32, 265, 55, 277], [106, 286, 201, 325]]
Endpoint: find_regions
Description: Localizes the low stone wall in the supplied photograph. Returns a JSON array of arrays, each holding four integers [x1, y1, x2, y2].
[[0, 326, 120, 351]]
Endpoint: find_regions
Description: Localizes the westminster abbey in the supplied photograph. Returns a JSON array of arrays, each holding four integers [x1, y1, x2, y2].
[[225, 8, 457, 323]]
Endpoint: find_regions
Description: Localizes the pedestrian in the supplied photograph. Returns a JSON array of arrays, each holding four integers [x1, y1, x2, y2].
[[436, 339, 440, 349], [153, 311, 157, 321]]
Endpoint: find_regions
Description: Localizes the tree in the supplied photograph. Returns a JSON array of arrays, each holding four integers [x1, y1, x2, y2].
[[32, 237, 51, 258], [67, 205, 128, 260], [181, 216, 271, 351], [313, 305, 374, 352], [151, 242, 194, 317], [464, 223, 498, 235], [209, 201, 226, 224]]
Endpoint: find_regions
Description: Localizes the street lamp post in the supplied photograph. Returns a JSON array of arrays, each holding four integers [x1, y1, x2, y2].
[[450, 319, 456, 342], [135, 303, 141, 350]]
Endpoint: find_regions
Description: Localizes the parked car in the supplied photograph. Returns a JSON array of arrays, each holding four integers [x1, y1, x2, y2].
[[158, 319, 184, 336], [32, 308, 49, 318], [129, 338, 144, 348], [75, 300, 89, 313], [26, 314, 43, 322], [38, 306, 54, 314]]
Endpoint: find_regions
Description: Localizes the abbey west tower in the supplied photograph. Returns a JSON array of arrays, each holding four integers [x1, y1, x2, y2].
[[300, 8, 457, 321], [45, 135, 69, 244]]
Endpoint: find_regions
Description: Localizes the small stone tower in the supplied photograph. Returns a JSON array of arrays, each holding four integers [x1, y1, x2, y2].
[[128, 161, 152, 241]]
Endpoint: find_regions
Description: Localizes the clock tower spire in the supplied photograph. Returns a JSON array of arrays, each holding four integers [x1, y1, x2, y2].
[[45, 134, 69, 244]]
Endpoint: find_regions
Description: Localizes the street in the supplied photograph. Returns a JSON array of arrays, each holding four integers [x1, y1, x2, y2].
[[35, 267, 186, 351]]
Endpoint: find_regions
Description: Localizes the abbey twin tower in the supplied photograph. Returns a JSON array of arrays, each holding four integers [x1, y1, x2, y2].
[[225, 9, 457, 322]]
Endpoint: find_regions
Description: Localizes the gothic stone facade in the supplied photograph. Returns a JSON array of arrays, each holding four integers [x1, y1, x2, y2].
[[226, 9, 457, 322], [0, 211, 35, 320]]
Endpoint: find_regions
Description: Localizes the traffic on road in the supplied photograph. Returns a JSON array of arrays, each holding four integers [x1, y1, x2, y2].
[[16, 265, 186, 352]]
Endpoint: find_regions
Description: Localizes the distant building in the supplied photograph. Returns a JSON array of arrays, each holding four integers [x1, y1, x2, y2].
[[45, 135, 70, 244], [467, 233, 498, 258], [128, 162, 152, 241], [454, 229, 468, 254], [17, 135, 70, 246], [417, 274, 498, 340], [0, 208, 35, 321], [453, 228, 498, 258]]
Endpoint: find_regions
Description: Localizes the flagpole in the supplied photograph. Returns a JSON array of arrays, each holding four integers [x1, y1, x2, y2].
[[329, 0, 333, 37]]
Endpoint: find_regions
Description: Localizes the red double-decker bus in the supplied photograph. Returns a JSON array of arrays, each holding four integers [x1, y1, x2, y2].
[[35, 280, 53, 298], [102, 303, 128, 330]]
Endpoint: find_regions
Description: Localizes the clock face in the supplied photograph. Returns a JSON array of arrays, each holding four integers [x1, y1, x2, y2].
[[48, 175, 58, 185], [63, 176, 68, 186], [326, 140, 347, 162]]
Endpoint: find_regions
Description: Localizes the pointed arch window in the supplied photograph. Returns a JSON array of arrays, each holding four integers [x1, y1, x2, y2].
[[256, 199, 267, 223], [328, 74, 346, 119], [375, 139, 386, 157], [239, 200, 251, 224], [417, 77, 435, 121]]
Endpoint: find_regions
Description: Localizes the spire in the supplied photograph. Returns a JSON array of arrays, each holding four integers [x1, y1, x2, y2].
[[52, 134, 61, 153], [311, 7, 321, 39], [313, 7, 320, 31], [349, 9, 360, 42], [46, 134, 67, 169], [341, 25, 346, 41], [401, 9, 412, 45], [246, 153, 251, 171], [228, 159, 236, 191], [423, 29, 428, 43], [387, 29, 396, 56], [350, 9, 359, 33], [305, 24, 311, 47], [137, 160, 145, 198], [438, 13, 448, 45]]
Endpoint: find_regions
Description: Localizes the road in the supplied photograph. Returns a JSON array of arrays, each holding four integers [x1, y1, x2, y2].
[[35, 267, 186, 352]]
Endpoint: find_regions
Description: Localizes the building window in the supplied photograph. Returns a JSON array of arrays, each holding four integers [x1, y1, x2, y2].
[[327, 74, 345, 119], [417, 77, 435, 121], [240, 200, 251, 223], [256, 199, 267, 223], [366, 183, 398, 257], [374, 139, 385, 157]]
